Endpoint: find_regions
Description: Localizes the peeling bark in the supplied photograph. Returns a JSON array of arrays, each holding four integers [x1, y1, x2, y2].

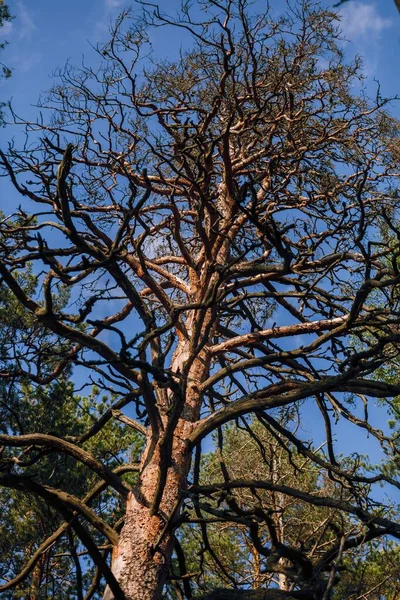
[[103, 425, 192, 600], [104, 333, 210, 600]]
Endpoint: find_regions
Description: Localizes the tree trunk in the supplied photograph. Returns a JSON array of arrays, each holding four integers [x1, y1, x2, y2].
[[104, 330, 209, 600], [103, 423, 192, 600], [28, 559, 43, 600]]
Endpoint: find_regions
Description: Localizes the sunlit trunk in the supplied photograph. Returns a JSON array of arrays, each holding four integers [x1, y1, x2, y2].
[[28, 559, 43, 600], [104, 424, 192, 599], [104, 330, 210, 600]]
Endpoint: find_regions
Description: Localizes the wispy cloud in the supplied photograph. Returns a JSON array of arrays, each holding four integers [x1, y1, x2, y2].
[[92, 0, 123, 37], [16, 1, 37, 40], [104, 0, 123, 8], [338, 2, 392, 40], [337, 2, 392, 76]]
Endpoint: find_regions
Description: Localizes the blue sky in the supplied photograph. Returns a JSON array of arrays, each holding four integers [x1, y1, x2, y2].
[[0, 0, 399, 129], [1, 0, 400, 498]]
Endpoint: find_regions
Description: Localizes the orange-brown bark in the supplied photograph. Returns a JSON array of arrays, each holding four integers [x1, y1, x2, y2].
[[104, 331, 211, 599]]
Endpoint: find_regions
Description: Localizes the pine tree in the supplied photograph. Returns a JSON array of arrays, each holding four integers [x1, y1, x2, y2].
[[1, 2, 400, 598]]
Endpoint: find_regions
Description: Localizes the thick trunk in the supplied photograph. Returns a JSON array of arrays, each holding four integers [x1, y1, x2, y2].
[[104, 419, 193, 600], [104, 332, 209, 600]]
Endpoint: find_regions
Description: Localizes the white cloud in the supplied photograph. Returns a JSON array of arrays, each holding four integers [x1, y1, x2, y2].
[[105, 0, 123, 8], [16, 1, 37, 40], [338, 2, 392, 40]]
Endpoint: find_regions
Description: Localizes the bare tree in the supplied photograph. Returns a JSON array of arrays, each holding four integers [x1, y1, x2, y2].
[[1, 1, 400, 599]]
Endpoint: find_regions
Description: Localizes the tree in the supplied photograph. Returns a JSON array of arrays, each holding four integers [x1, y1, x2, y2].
[[175, 419, 361, 597], [0, 0, 11, 78], [173, 420, 400, 600], [1, 1, 400, 598], [0, 382, 139, 600], [0, 282, 142, 599], [0, 0, 12, 124]]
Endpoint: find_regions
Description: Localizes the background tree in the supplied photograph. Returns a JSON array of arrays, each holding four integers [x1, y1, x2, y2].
[[1, 1, 400, 599], [170, 420, 400, 600], [0, 283, 141, 599], [0, 0, 11, 77], [176, 418, 361, 596], [0, 0, 12, 124]]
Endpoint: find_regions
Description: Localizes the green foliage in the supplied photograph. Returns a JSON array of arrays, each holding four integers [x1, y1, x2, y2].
[[0, 379, 142, 599], [333, 540, 400, 599], [172, 421, 343, 595], [0, 277, 142, 599], [169, 421, 400, 599], [0, 1, 11, 75], [0, 0, 12, 124]]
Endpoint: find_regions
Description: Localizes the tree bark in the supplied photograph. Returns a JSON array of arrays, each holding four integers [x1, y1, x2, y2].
[[103, 429, 191, 600], [103, 197, 230, 598], [104, 330, 210, 600]]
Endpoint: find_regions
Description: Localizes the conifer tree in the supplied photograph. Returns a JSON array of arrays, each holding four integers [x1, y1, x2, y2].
[[1, 2, 400, 598]]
